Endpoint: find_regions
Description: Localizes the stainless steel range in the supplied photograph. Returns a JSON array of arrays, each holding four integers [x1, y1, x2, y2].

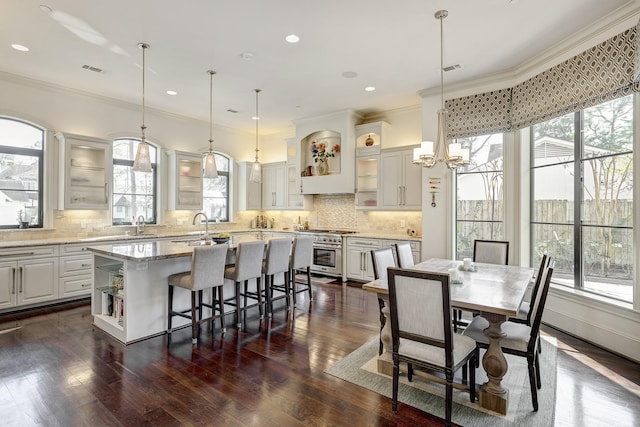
[[301, 229, 356, 280]]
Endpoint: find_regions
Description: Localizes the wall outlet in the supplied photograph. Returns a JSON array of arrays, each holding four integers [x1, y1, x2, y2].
[[400, 220, 406, 228]]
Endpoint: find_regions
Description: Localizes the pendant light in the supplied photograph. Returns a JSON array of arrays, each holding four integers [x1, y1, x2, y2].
[[133, 42, 153, 173], [249, 88, 262, 183], [413, 11, 469, 169], [203, 70, 218, 178]]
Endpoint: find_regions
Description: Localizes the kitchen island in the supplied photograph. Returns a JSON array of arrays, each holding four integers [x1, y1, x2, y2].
[[87, 235, 262, 344]]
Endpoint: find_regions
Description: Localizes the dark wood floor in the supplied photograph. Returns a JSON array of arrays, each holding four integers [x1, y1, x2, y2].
[[1, 281, 639, 426]]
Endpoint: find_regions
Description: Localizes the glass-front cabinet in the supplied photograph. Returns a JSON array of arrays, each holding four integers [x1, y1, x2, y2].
[[354, 121, 389, 209], [166, 150, 203, 210], [56, 133, 112, 210]]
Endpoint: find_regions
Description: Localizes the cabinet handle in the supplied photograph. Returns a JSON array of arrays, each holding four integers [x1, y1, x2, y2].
[[81, 263, 92, 267], [397, 187, 401, 205], [18, 266, 23, 293], [360, 252, 364, 271], [1, 251, 35, 258], [402, 186, 406, 206], [81, 283, 91, 288], [11, 267, 16, 294]]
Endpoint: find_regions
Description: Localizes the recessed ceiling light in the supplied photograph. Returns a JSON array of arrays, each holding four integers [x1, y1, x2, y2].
[[11, 44, 29, 52], [365, 86, 376, 92], [342, 71, 358, 78], [251, 116, 260, 120], [240, 51, 254, 60], [166, 90, 177, 96], [285, 34, 300, 43]]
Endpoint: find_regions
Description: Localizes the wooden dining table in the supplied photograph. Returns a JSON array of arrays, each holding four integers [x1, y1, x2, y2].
[[362, 258, 533, 415]]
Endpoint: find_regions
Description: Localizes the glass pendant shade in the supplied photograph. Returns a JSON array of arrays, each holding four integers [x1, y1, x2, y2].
[[133, 141, 152, 172], [249, 161, 262, 183], [203, 150, 218, 178]]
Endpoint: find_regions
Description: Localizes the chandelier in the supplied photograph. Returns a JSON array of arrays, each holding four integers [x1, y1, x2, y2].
[[413, 10, 469, 169]]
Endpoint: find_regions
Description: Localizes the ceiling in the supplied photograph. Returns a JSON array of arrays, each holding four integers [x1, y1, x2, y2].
[[1, 0, 637, 135]]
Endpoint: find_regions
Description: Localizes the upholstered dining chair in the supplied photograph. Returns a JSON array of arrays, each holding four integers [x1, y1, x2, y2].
[[511, 254, 551, 326], [223, 240, 266, 329], [371, 247, 397, 356], [167, 244, 228, 344], [289, 236, 314, 308], [262, 237, 293, 317], [387, 267, 476, 426], [473, 239, 510, 265], [394, 242, 414, 268], [462, 261, 554, 412]]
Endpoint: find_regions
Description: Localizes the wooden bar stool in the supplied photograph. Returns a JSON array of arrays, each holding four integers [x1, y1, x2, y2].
[[223, 240, 266, 329], [167, 244, 228, 344], [262, 238, 293, 317], [289, 236, 314, 307]]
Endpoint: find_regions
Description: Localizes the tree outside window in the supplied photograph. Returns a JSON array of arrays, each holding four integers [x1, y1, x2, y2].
[[203, 153, 230, 222]]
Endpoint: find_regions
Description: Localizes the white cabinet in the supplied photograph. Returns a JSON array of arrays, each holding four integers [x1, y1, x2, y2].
[[56, 133, 112, 210], [355, 122, 389, 209], [285, 138, 313, 210], [262, 162, 286, 209], [237, 161, 262, 211], [380, 146, 422, 210], [166, 150, 203, 210], [382, 239, 422, 265], [346, 237, 381, 281], [59, 244, 93, 298], [0, 245, 59, 309]]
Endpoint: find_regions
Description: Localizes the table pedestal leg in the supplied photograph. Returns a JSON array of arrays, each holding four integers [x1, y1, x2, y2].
[[376, 295, 394, 376], [479, 312, 509, 415]]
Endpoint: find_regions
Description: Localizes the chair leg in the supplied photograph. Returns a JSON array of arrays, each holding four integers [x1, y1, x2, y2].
[[290, 268, 297, 307], [266, 275, 273, 318], [167, 285, 174, 334], [392, 358, 400, 413], [218, 286, 226, 333], [462, 362, 468, 384], [407, 363, 414, 382], [453, 309, 458, 333], [235, 281, 242, 329], [306, 266, 312, 301], [191, 291, 198, 344], [377, 298, 386, 356], [445, 371, 453, 427], [527, 354, 539, 411], [198, 289, 204, 332], [535, 351, 542, 389], [284, 271, 291, 310], [470, 355, 476, 403]]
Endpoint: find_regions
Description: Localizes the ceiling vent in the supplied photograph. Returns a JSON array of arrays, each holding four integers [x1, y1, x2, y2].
[[82, 64, 103, 73], [443, 64, 462, 72], [226, 109, 238, 114]]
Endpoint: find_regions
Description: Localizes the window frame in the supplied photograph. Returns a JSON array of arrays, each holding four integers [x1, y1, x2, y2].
[[0, 117, 45, 229], [202, 152, 230, 223]]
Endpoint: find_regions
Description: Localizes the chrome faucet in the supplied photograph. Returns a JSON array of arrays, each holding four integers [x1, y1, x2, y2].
[[192, 212, 209, 240], [136, 215, 145, 235]]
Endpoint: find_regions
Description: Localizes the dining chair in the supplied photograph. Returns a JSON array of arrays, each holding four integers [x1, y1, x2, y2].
[[167, 244, 228, 344], [371, 247, 397, 356], [262, 238, 293, 317], [394, 242, 414, 268], [462, 262, 554, 412], [289, 236, 314, 308], [223, 240, 266, 329], [387, 267, 476, 426], [473, 239, 510, 265]]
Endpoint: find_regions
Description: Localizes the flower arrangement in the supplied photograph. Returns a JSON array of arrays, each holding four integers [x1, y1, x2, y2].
[[311, 140, 340, 162]]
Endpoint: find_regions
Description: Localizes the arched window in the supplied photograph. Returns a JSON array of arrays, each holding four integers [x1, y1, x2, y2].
[[112, 138, 158, 225], [203, 153, 230, 222], [0, 117, 44, 228]]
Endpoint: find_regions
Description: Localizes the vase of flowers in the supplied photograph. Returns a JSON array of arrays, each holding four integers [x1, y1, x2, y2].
[[311, 140, 340, 176]]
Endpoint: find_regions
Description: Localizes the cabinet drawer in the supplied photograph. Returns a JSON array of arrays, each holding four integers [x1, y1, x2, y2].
[[348, 238, 381, 248], [60, 255, 93, 276], [60, 274, 92, 296], [0, 245, 58, 259], [60, 244, 90, 256]]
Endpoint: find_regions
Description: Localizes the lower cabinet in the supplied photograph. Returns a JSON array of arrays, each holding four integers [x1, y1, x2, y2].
[[0, 246, 59, 309], [346, 238, 381, 281], [382, 239, 422, 265], [59, 244, 94, 298]]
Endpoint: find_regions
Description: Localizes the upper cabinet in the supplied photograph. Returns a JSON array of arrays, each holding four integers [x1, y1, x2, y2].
[[380, 145, 422, 210], [262, 162, 286, 210], [354, 121, 389, 209], [56, 133, 112, 210], [294, 110, 358, 195], [237, 161, 262, 211], [166, 150, 203, 210]]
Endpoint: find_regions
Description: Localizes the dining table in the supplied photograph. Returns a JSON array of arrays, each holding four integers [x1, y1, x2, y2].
[[362, 257, 533, 415]]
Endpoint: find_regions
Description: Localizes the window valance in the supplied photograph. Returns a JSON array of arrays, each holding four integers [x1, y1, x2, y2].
[[445, 20, 639, 139]]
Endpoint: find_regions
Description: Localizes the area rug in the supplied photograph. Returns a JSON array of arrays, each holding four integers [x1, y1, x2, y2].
[[325, 336, 557, 426]]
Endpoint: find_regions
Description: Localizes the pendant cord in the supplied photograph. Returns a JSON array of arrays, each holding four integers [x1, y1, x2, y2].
[[254, 89, 261, 162], [209, 70, 216, 148], [139, 43, 149, 143]]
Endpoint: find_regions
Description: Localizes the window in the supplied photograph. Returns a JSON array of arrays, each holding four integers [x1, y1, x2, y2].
[[0, 117, 44, 229], [455, 133, 504, 259], [203, 153, 230, 222], [112, 139, 157, 225], [531, 95, 633, 303]]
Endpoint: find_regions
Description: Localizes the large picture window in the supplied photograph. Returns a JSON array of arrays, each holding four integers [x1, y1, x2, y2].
[[0, 117, 44, 228], [112, 138, 157, 225], [455, 133, 504, 259], [531, 95, 633, 303], [203, 153, 230, 222]]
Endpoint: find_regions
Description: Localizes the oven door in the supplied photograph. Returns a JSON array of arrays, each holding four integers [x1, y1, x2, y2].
[[311, 245, 342, 276]]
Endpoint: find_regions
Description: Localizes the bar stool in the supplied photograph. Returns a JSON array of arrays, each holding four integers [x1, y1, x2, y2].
[[167, 244, 228, 344], [262, 238, 293, 317], [223, 240, 266, 329], [289, 236, 314, 307]]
